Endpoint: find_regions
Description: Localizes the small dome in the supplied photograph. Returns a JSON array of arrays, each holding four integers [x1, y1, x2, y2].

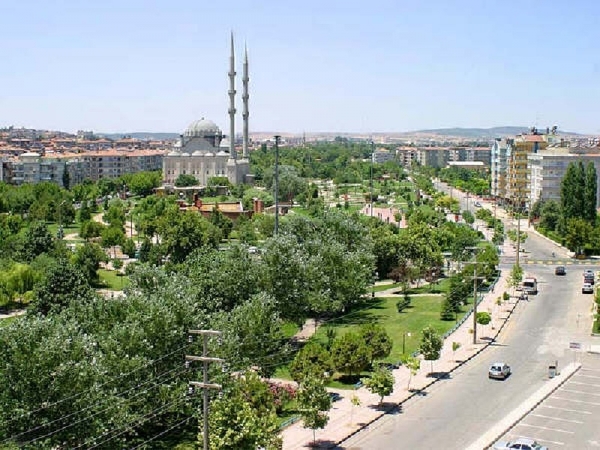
[[216, 150, 229, 156], [167, 150, 181, 157], [204, 152, 214, 157], [185, 118, 221, 137], [192, 150, 204, 156]]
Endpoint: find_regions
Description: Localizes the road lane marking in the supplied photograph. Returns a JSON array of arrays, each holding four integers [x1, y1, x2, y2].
[[516, 423, 574, 434], [540, 404, 592, 414], [529, 413, 584, 424], [537, 438, 565, 446], [580, 368, 600, 373], [569, 381, 600, 388], [551, 397, 600, 406], [559, 388, 600, 397], [574, 374, 600, 379]]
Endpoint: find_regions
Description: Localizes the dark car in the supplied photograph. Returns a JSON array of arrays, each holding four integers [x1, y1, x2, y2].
[[555, 266, 566, 276]]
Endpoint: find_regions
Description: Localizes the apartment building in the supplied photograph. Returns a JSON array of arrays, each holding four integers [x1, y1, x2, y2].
[[529, 145, 600, 207], [2, 149, 164, 187]]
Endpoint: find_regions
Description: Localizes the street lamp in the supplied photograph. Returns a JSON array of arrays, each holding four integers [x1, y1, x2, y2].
[[402, 331, 411, 355], [371, 271, 379, 298]]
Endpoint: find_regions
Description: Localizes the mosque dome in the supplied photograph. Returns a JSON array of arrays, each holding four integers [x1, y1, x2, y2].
[[185, 118, 221, 137]]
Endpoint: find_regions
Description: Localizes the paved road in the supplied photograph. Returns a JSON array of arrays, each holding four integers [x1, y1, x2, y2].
[[344, 187, 596, 449]]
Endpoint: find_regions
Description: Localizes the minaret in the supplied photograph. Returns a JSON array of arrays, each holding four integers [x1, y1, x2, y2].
[[242, 44, 249, 160], [228, 32, 237, 160]]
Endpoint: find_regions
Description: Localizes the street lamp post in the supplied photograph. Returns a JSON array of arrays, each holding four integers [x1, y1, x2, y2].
[[402, 331, 412, 355], [371, 271, 378, 299]]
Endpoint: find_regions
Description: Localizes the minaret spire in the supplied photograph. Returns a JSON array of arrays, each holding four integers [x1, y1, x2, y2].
[[242, 43, 249, 159], [228, 31, 237, 160]]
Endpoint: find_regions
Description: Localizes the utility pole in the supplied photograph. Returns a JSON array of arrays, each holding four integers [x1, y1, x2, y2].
[[472, 263, 478, 345], [274, 135, 280, 235], [187, 330, 224, 450]]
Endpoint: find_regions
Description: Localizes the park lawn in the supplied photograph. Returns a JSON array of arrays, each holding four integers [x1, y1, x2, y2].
[[315, 295, 465, 366], [372, 282, 402, 293], [0, 316, 20, 329], [281, 321, 301, 339], [97, 269, 130, 290], [408, 277, 452, 295], [47, 222, 80, 236]]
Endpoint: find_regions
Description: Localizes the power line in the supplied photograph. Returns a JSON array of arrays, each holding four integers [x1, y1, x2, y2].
[[18, 367, 186, 447], [129, 416, 193, 450], [4, 343, 189, 427]]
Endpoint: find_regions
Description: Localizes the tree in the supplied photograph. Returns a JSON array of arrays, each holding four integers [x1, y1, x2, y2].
[[331, 332, 372, 378], [539, 199, 561, 231], [31, 261, 96, 315], [20, 221, 54, 262], [71, 242, 108, 284], [174, 173, 198, 187], [359, 323, 392, 365], [362, 366, 394, 405], [80, 220, 105, 240], [208, 372, 282, 450], [289, 341, 334, 383], [79, 200, 92, 222], [403, 355, 421, 391], [564, 217, 593, 254], [159, 210, 221, 263], [296, 376, 332, 446], [509, 264, 523, 293], [101, 225, 125, 257], [440, 297, 456, 321], [350, 394, 361, 425], [584, 161, 597, 224], [419, 326, 443, 374], [217, 293, 288, 378], [476, 311, 491, 326], [452, 342, 461, 361], [122, 238, 136, 258], [561, 161, 585, 225]]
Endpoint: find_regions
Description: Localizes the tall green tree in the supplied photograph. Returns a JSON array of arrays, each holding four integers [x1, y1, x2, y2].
[[584, 161, 597, 224], [561, 161, 585, 225], [359, 323, 393, 365], [71, 242, 108, 283], [290, 341, 334, 383], [296, 376, 332, 446], [31, 261, 95, 315], [208, 371, 282, 450], [20, 221, 54, 262], [362, 366, 395, 405], [419, 326, 443, 374], [331, 331, 371, 378]]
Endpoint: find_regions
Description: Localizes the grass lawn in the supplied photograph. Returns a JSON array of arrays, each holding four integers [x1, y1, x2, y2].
[[407, 277, 452, 295], [47, 222, 80, 236], [315, 295, 467, 375], [97, 269, 130, 290], [281, 321, 301, 339], [0, 315, 21, 329]]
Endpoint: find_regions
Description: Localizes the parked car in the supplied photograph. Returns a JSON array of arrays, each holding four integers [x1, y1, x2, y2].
[[554, 266, 566, 276], [329, 392, 342, 402], [488, 362, 511, 380], [582, 283, 594, 294], [474, 201, 482, 207], [493, 437, 548, 450]]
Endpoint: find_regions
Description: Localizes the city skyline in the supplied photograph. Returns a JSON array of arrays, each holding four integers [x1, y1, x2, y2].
[[2, 0, 600, 135]]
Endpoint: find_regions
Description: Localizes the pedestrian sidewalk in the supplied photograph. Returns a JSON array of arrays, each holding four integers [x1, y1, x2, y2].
[[281, 268, 520, 449]]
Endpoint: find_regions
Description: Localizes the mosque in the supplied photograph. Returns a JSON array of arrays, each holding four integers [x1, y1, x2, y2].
[[163, 34, 251, 186]]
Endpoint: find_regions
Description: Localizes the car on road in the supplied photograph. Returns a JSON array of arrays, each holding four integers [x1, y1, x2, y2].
[[474, 201, 482, 207], [582, 283, 594, 294], [488, 362, 511, 380], [554, 266, 566, 276], [493, 437, 548, 450]]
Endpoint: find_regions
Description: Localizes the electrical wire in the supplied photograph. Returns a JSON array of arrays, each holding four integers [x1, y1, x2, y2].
[[129, 416, 193, 450], [12, 367, 186, 447], [4, 343, 189, 426]]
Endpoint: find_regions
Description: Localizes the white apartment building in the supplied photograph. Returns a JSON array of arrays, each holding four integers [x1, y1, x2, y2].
[[528, 146, 600, 207]]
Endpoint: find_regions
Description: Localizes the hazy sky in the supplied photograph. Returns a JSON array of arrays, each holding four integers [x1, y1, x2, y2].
[[2, 0, 599, 134]]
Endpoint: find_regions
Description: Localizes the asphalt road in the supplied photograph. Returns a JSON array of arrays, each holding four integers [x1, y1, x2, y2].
[[343, 186, 594, 449]]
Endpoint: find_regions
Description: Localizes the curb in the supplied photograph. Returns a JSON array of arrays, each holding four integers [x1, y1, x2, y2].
[[335, 276, 518, 447], [466, 362, 582, 450]]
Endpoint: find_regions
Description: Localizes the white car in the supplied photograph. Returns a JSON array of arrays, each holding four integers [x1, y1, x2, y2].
[[582, 283, 594, 294], [488, 362, 511, 380], [493, 437, 548, 450]]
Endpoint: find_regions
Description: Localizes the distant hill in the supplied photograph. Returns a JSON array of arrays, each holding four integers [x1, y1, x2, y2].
[[97, 132, 179, 140], [412, 126, 580, 138], [413, 126, 529, 138]]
